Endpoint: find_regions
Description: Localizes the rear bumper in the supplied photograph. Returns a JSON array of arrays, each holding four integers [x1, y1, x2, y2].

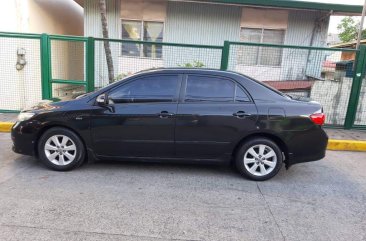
[[286, 126, 328, 167], [11, 121, 38, 156]]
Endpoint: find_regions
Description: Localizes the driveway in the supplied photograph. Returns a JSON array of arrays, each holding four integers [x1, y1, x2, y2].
[[0, 133, 365, 241]]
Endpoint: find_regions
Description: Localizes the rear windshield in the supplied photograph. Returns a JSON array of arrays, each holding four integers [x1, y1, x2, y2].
[[238, 74, 290, 99]]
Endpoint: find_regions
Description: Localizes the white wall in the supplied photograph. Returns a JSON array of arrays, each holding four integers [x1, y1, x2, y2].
[[281, 10, 329, 81], [0, 0, 83, 35], [28, 0, 83, 35], [0, 0, 84, 110]]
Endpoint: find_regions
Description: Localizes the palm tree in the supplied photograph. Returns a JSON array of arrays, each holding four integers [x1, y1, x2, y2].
[[99, 0, 114, 83]]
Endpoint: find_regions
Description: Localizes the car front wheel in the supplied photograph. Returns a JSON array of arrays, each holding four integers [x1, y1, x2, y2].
[[235, 137, 283, 181], [38, 127, 85, 171]]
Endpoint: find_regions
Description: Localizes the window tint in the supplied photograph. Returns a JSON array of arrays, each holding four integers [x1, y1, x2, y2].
[[109, 75, 178, 103], [235, 85, 251, 102], [185, 76, 235, 102]]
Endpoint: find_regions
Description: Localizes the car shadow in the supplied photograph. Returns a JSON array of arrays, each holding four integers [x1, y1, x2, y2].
[[87, 158, 243, 178]]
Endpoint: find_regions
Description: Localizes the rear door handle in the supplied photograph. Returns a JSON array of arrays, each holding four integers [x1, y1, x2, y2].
[[158, 111, 175, 118], [233, 111, 251, 118]]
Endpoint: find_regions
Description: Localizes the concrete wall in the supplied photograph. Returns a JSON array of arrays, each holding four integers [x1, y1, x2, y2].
[[164, 1, 240, 69], [0, 0, 83, 35], [310, 79, 352, 125], [0, 1, 21, 32], [281, 10, 329, 81], [28, 0, 83, 35], [309, 77, 366, 126], [0, 0, 84, 110], [354, 80, 366, 126]]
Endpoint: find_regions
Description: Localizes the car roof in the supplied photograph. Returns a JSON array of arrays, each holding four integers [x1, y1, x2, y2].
[[136, 68, 242, 78]]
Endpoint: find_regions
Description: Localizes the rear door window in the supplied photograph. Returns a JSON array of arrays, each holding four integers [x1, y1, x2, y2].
[[185, 75, 235, 102], [235, 85, 251, 102]]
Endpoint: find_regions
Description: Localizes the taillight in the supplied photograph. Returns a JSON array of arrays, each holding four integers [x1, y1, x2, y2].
[[310, 113, 325, 125]]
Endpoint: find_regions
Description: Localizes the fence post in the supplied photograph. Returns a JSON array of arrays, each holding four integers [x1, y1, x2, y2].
[[40, 33, 51, 99], [344, 45, 366, 129], [86, 37, 95, 92], [220, 41, 230, 71]]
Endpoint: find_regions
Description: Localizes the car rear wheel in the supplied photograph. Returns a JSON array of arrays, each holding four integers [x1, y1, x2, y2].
[[38, 127, 85, 171], [235, 138, 283, 181]]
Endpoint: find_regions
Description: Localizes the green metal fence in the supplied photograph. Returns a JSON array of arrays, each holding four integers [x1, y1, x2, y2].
[[48, 35, 88, 101], [93, 38, 223, 89], [0, 32, 366, 129], [351, 46, 366, 129]]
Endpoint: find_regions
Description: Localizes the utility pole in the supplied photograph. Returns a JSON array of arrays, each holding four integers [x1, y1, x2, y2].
[[356, 0, 366, 50]]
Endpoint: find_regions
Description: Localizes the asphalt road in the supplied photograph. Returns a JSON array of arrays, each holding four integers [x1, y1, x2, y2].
[[0, 133, 365, 241]]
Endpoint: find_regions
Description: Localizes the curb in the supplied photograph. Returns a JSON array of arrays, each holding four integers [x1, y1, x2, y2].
[[0, 122, 13, 132], [327, 139, 366, 152], [1, 122, 366, 152]]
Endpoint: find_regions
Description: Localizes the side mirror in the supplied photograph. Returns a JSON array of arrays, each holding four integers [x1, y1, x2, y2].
[[96, 93, 109, 106]]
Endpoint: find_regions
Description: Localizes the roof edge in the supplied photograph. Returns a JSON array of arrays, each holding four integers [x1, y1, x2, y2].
[[189, 0, 363, 14], [73, 0, 363, 14]]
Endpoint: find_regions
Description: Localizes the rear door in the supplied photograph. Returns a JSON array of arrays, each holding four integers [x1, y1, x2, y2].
[[175, 74, 258, 159]]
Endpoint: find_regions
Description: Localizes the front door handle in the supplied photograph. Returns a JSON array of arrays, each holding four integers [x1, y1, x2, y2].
[[233, 111, 251, 118], [158, 111, 175, 118]]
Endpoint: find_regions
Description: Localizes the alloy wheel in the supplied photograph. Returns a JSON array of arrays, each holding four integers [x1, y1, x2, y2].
[[243, 144, 277, 177], [44, 135, 77, 166]]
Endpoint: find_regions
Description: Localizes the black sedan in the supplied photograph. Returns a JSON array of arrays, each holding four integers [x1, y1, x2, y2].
[[11, 68, 328, 181]]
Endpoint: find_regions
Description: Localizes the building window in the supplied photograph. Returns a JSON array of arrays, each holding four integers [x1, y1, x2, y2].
[[239, 28, 285, 66], [121, 20, 164, 58]]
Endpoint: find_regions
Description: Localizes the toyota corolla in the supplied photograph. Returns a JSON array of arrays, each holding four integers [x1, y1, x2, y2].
[[11, 68, 328, 181]]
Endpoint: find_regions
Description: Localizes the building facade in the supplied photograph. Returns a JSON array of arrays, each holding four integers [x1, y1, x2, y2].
[[75, 0, 362, 88]]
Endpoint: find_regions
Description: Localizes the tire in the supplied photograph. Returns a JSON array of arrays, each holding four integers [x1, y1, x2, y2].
[[37, 127, 85, 171], [235, 137, 283, 181]]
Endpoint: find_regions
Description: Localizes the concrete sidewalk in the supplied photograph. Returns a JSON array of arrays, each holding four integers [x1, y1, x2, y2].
[[325, 128, 366, 141], [0, 113, 17, 123]]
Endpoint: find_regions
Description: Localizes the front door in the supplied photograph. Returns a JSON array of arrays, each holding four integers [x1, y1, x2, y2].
[[91, 74, 181, 158], [175, 74, 258, 159]]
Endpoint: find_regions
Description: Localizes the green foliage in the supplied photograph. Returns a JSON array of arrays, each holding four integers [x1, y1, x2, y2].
[[178, 60, 205, 68], [114, 72, 132, 81], [337, 17, 366, 43]]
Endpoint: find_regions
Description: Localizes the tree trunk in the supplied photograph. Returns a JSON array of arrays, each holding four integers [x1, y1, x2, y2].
[[99, 0, 114, 84]]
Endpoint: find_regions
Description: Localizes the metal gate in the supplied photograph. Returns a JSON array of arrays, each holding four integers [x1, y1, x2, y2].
[[46, 35, 94, 101]]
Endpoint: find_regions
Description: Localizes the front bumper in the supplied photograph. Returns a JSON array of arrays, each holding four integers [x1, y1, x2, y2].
[[11, 121, 38, 156]]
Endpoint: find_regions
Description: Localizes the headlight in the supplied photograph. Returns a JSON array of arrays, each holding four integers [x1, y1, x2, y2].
[[17, 112, 35, 122]]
